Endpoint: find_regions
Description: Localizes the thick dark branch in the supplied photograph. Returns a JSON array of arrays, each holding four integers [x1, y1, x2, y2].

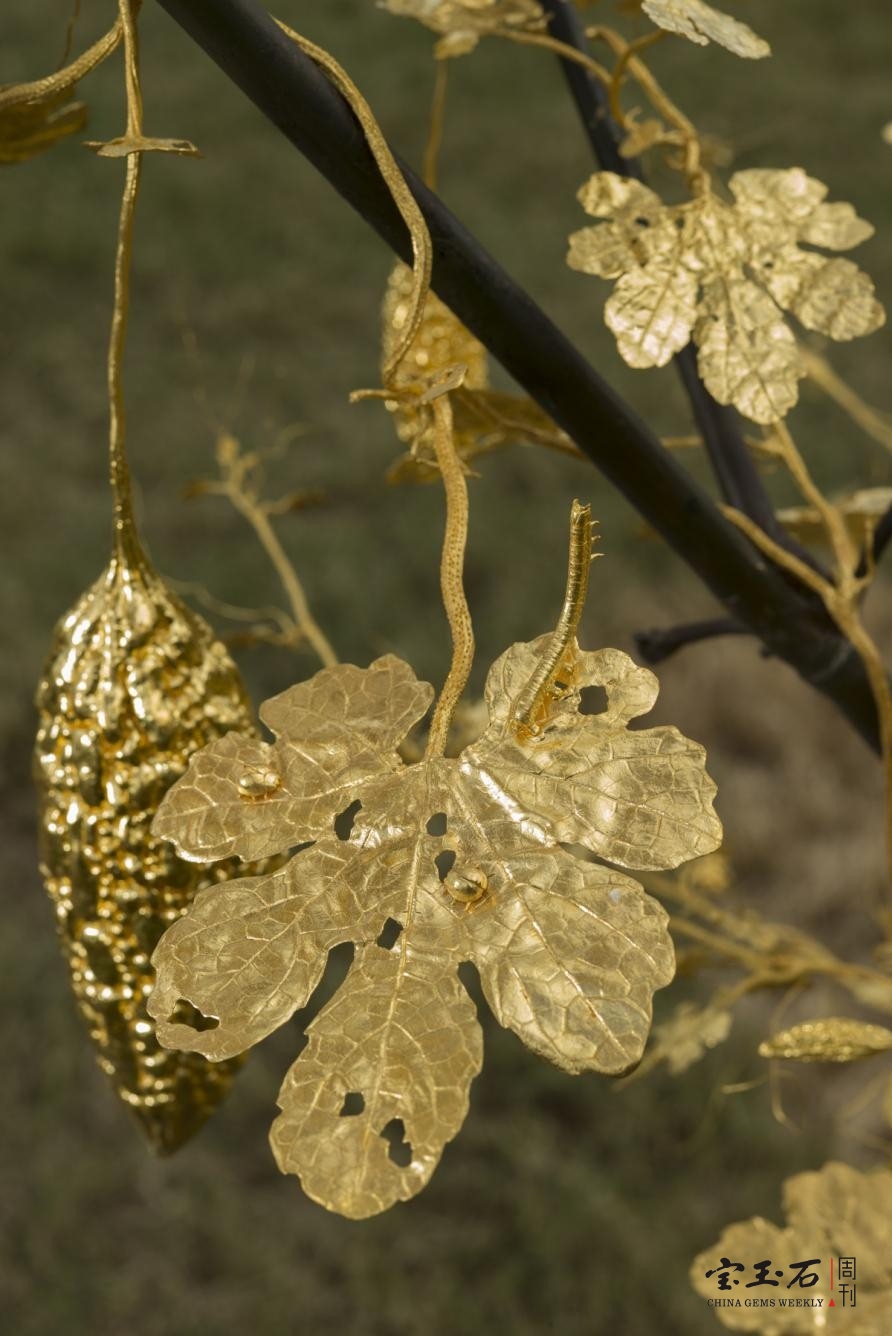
[[539, 0, 790, 543], [153, 0, 881, 752], [635, 617, 750, 665], [863, 504, 892, 577]]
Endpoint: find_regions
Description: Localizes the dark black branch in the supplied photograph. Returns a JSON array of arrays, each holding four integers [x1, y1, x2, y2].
[[152, 0, 880, 752], [862, 504, 892, 578], [635, 617, 750, 665]]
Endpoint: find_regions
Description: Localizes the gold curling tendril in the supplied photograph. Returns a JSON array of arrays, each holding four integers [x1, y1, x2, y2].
[[0, 16, 122, 113], [512, 501, 597, 737], [274, 18, 431, 378]]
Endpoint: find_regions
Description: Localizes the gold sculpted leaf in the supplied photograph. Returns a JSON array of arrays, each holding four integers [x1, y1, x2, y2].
[[648, 1001, 732, 1074], [778, 488, 892, 549], [691, 1162, 892, 1331], [641, 0, 770, 58], [759, 1017, 892, 1063], [568, 168, 885, 423], [381, 0, 545, 55], [150, 637, 720, 1216], [0, 86, 86, 164]]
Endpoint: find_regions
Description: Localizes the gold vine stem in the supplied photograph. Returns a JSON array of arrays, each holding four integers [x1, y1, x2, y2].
[[586, 24, 703, 182], [497, 23, 703, 185], [107, 0, 145, 558], [203, 455, 338, 670], [423, 59, 449, 191], [723, 426, 892, 910], [274, 18, 431, 379], [426, 394, 474, 757], [0, 17, 122, 110], [604, 29, 666, 126], [802, 348, 892, 460]]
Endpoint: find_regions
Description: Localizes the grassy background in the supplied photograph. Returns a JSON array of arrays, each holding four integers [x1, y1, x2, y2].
[[3, 1, 892, 1331]]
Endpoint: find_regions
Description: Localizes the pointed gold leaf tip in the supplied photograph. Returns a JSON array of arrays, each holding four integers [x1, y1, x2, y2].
[[758, 1017, 892, 1063], [381, 0, 546, 57], [642, 0, 770, 59]]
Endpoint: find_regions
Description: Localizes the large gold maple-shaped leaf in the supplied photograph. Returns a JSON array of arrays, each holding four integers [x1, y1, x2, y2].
[[691, 1162, 892, 1332], [149, 643, 720, 1217], [567, 169, 885, 423], [641, 0, 770, 59], [381, 0, 545, 56]]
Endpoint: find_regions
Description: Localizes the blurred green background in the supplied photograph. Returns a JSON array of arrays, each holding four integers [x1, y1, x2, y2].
[[3, 2, 892, 1332]]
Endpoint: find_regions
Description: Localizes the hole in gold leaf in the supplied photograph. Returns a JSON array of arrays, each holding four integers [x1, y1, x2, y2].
[[579, 684, 608, 715], [333, 799, 362, 841], [426, 811, 447, 836], [339, 1091, 365, 1117], [380, 1117, 412, 1168], [376, 917, 402, 950], [169, 998, 219, 1032], [434, 849, 456, 882]]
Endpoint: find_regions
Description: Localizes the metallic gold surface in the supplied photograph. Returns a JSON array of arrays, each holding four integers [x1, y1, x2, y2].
[[149, 631, 720, 1216], [691, 1162, 892, 1331], [641, 0, 770, 58], [759, 1017, 892, 1064], [382, 0, 546, 57], [34, 533, 256, 1153], [567, 168, 885, 423]]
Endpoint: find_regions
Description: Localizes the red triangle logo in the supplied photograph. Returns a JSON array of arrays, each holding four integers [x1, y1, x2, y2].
[[829, 1299, 836, 1307]]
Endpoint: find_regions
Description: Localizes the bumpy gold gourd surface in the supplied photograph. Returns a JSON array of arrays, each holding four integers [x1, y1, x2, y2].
[[34, 533, 256, 1153]]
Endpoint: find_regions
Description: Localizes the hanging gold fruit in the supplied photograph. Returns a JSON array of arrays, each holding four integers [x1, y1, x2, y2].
[[34, 516, 260, 1153]]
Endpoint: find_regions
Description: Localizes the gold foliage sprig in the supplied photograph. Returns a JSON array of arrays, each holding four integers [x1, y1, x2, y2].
[[567, 169, 885, 424], [148, 452, 721, 1213], [187, 432, 338, 670]]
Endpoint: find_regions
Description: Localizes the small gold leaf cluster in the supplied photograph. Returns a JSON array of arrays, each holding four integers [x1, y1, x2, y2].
[[692, 1162, 892, 1331], [568, 169, 885, 423], [641, 0, 770, 59], [149, 639, 721, 1216], [381, 0, 545, 56]]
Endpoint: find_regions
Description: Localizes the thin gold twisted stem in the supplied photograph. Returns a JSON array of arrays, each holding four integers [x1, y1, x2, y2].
[[426, 393, 474, 757], [274, 19, 432, 379]]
